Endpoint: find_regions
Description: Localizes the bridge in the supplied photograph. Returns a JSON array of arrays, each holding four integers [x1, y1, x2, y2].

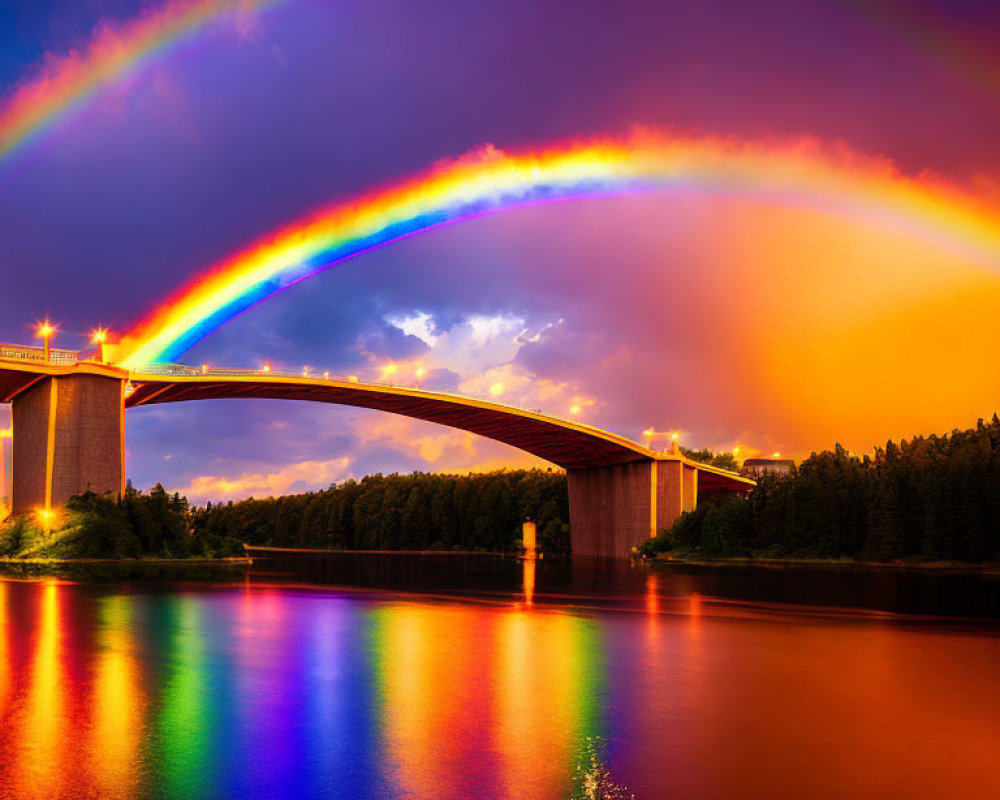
[[0, 345, 753, 557]]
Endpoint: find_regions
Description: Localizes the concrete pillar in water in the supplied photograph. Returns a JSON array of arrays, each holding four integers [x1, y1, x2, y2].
[[566, 459, 695, 558], [11, 373, 125, 515]]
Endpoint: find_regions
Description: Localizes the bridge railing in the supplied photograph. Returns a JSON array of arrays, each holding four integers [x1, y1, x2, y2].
[[0, 343, 79, 365], [132, 363, 342, 379]]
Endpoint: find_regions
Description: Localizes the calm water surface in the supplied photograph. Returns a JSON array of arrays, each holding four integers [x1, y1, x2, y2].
[[0, 555, 998, 799]]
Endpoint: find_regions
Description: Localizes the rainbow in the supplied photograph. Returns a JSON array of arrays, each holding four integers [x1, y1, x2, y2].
[[119, 133, 1000, 367], [0, 0, 282, 161]]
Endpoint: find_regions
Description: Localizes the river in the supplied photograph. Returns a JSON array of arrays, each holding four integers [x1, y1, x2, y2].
[[0, 554, 998, 799]]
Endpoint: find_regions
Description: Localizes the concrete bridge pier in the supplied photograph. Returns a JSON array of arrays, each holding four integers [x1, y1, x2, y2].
[[567, 459, 699, 558], [11, 373, 125, 514]]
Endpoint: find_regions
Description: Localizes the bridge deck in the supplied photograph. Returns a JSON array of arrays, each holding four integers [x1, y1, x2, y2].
[[0, 357, 753, 489]]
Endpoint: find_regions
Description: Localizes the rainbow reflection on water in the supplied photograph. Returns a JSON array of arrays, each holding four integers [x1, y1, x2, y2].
[[0, 578, 611, 800], [0, 567, 999, 800]]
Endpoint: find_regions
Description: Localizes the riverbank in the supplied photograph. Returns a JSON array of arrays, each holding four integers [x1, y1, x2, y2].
[[643, 552, 1000, 574], [246, 545, 507, 556], [0, 556, 251, 583], [0, 556, 251, 565]]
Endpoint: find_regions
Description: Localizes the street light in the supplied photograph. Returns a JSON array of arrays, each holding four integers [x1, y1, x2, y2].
[[37, 320, 55, 362], [90, 328, 110, 363]]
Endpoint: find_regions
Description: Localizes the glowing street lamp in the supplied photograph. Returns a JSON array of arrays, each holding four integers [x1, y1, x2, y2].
[[37, 320, 55, 362], [90, 327, 111, 363], [261, 364, 271, 374]]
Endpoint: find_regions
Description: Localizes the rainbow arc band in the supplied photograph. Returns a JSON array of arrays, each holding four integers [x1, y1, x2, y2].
[[0, 0, 285, 161], [118, 137, 1000, 368]]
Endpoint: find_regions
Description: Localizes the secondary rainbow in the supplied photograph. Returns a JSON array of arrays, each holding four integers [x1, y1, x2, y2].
[[0, 0, 282, 161], [119, 134, 1000, 367]]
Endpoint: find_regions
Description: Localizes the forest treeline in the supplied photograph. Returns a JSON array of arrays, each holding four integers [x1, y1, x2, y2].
[[0, 485, 244, 560], [192, 469, 572, 554], [5, 417, 1000, 563], [641, 416, 1000, 563]]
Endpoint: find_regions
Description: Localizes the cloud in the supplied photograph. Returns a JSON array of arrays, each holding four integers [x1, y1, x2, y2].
[[179, 455, 353, 504]]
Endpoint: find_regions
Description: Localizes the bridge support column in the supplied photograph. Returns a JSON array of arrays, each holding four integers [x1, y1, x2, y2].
[[11, 374, 125, 515], [567, 459, 697, 558]]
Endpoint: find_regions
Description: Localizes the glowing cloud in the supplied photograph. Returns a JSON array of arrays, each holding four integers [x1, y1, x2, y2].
[[120, 133, 1000, 367], [0, 0, 281, 162], [178, 455, 351, 502]]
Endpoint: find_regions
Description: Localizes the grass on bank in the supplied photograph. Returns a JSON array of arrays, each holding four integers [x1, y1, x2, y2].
[[0, 486, 245, 562]]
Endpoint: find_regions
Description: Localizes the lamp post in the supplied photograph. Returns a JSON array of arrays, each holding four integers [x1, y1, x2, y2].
[[90, 327, 108, 362], [37, 321, 55, 363], [0, 428, 10, 517]]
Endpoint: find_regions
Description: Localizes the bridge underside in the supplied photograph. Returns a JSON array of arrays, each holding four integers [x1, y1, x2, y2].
[[124, 377, 651, 469], [1, 363, 753, 555]]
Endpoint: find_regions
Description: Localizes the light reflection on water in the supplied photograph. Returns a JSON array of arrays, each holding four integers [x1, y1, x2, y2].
[[0, 558, 997, 799]]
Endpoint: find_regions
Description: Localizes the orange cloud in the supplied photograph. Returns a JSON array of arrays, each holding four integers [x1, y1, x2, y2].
[[353, 414, 549, 472], [179, 455, 351, 502]]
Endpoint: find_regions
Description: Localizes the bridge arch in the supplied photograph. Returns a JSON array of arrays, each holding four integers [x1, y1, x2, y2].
[[1, 358, 752, 556]]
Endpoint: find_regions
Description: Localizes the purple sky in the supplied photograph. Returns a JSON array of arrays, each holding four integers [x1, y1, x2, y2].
[[2, 0, 1000, 501]]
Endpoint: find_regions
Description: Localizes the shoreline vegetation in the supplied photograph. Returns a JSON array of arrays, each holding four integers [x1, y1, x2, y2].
[[2, 418, 1000, 573], [0, 484, 247, 564], [639, 416, 1000, 569], [0, 469, 570, 570], [193, 469, 571, 555]]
